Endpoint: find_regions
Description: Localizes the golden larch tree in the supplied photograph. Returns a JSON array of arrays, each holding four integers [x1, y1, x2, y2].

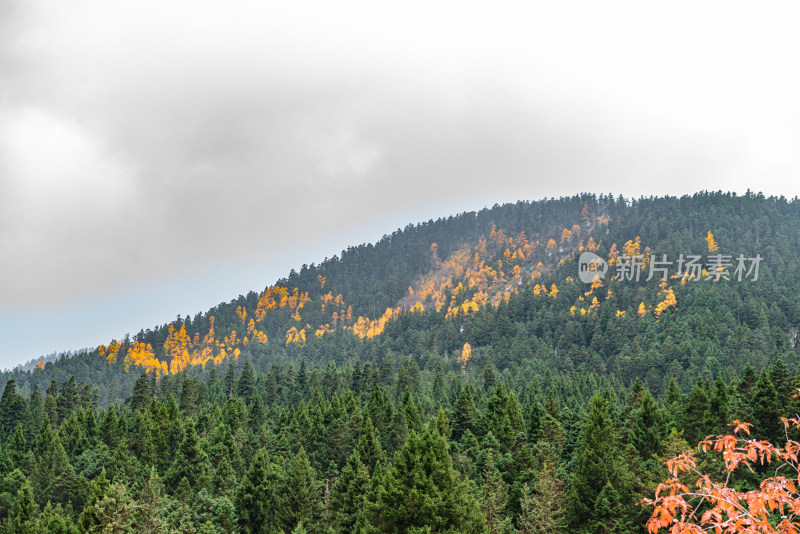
[[705, 230, 719, 251]]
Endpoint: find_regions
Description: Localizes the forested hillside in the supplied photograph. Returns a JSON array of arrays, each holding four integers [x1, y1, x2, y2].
[[1, 191, 799, 532]]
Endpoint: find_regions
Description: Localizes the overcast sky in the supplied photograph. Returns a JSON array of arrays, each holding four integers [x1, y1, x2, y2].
[[1, 0, 799, 368]]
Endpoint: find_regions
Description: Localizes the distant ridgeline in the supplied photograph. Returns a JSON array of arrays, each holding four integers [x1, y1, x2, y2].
[[3, 191, 799, 405]]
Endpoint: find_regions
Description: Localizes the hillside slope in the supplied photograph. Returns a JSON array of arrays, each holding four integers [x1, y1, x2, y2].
[[4, 191, 799, 405]]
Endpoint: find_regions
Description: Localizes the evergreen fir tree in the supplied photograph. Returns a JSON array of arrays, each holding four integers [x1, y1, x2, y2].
[[0, 380, 26, 438], [451, 384, 476, 442], [358, 427, 484, 533], [166, 421, 210, 491], [329, 450, 371, 533], [567, 393, 628, 532], [235, 448, 283, 534], [280, 447, 323, 533], [517, 461, 566, 534], [237, 359, 256, 403], [480, 450, 512, 534], [356, 415, 385, 472]]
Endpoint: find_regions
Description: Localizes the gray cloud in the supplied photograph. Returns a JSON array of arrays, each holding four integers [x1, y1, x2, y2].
[[1, 0, 800, 363]]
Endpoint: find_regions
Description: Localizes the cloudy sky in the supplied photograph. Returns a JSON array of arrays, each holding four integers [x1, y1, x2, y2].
[[1, 0, 799, 368]]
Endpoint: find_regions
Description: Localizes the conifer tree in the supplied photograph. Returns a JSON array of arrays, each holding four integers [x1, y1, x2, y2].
[[92, 482, 138, 533], [628, 389, 665, 460], [480, 450, 512, 534], [0, 379, 26, 438], [750, 370, 781, 441], [7, 423, 26, 469], [329, 450, 370, 533], [451, 384, 476, 442], [358, 427, 484, 533], [280, 447, 322, 533], [518, 461, 566, 534], [237, 359, 256, 403], [235, 448, 283, 534], [166, 421, 210, 491], [78, 468, 111, 532], [567, 393, 628, 531], [224, 364, 236, 398], [130, 372, 153, 411], [356, 415, 385, 472], [137, 466, 167, 534], [6, 479, 37, 533]]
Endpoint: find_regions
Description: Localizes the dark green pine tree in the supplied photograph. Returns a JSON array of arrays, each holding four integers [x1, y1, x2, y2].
[[329, 449, 371, 533], [678, 379, 710, 443], [591, 482, 623, 534], [224, 363, 236, 398], [702, 375, 729, 435], [5, 479, 38, 533], [750, 370, 781, 442], [77, 468, 111, 532], [567, 393, 628, 532], [358, 427, 484, 533], [24, 385, 46, 446], [480, 450, 512, 534], [32, 432, 81, 509], [663, 376, 682, 418], [56, 376, 79, 424], [130, 372, 153, 411], [0, 379, 27, 438], [387, 407, 409, 455], [7, 423, 26, 470], [137, 466, 167, 534], [166, 421, 210, 491], [297, 359, 308, 397], [431, 362, 446, 405], [628, 389, 666, 460], [212, 456, 238, 498], [401, 390, 423, 434], [356, 415, 385, 472], [237, 359, 256, 403], [101, 404, 122, 449], [248, 395, 265, 434], [451, 384, 476, 442], [769, 358, 794, 410], [235, 448, 283, 534], [517, 461, 567, 534], [280, 447, 323, 534], [483, 363, 498, 392]]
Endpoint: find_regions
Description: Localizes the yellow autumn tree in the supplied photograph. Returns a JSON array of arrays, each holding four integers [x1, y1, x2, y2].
[[623, 236, 641, 257], [458, 342, 472, 372], [654, 287, 677, 317], [705, 230, 719, 251], [608, 243, 620, 265], [236, 306, 247, 324], [638, 302, 647, 316]]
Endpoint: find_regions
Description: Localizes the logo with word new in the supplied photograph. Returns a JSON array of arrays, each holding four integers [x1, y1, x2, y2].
[[578, 252, 608, 283]]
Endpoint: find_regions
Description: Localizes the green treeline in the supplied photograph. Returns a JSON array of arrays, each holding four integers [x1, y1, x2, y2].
[[0, 355, 798, 532]]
